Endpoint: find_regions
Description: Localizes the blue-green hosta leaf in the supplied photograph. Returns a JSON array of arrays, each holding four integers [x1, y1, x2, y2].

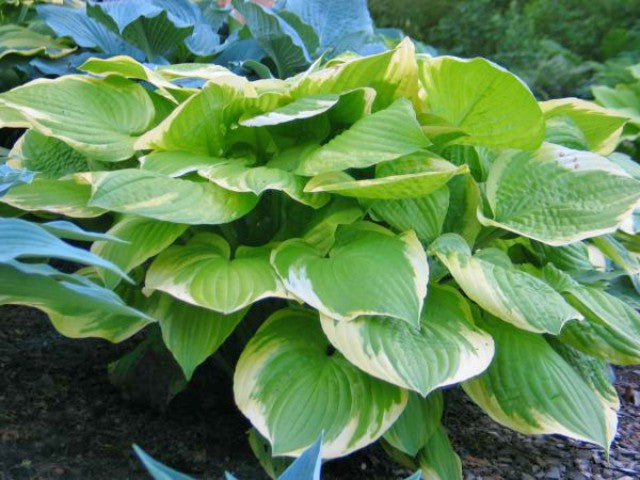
[[540, 98, 627, 155], [0, 24, 75, 60], [37, 4, 143, 58], [135, 82, 239, 156], [416, 426, 462, 480], [558, 284, 640, 365], [0, 76, 156, 162], [278, 433, 322, 480], [321, 284, 493, 395], [283, 0, 374, 55], [239, 94, 339, 127], [272, 223, 428, 327], [152, 294, 247, 380], [429, 234, 581, 334], [0, 164, 34, 196], [199, 159, 329, 208], [418, 56, 544, 150], [462, 315, 617, 452], [0, 263, 152, 343], [233, 307, 407, 458], [0, 176, 104, 218], [383, 391, 443, 456], [91, 216, 187, 289], [9, 130, 89, 179], [140, 151, 226, 177], [296, 99, 429, 176], [232, 0, 310, 78], [304, 154, 466, 199], [481, 144, 640, 245], [133, 444, 195, 480], [146, 233, 288, 314], [370, 187, 449, 244], [291, 38, 419, 111], [0, 218, 127, 279], [83, 169, 258, 225]]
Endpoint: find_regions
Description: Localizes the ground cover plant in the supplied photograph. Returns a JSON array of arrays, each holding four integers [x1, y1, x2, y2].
[[1, 12, 640, 480]]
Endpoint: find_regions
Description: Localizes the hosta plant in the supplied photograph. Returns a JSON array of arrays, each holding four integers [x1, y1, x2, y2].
[[1, 39, 640, 478]]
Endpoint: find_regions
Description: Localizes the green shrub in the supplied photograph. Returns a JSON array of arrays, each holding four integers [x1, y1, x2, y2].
[[1, 38, 639, 478]]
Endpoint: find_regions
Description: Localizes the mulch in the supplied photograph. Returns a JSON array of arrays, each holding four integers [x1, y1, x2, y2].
[[0, 305, 638, 480]]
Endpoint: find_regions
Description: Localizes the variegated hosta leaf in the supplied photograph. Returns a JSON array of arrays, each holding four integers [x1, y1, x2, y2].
[[370, 186, 449, 244], [0, 263, 152, 343], [150, 293, 247, 380], [384, 391, 444, 456], [233, 308, 408, 458], [480, 143, 640, 245], [429, 234, 581, 334], [272, 223, 428, 327], [540, 98, 627, 156], [295, 98, 429, 176], [417, 426, 462, 480], [531, 240, 595, 272], [320, 284, 494, 395], [548, 338, 620, 413], [199, 158, 330, 209], [592, 235, 640, 289], [302, 198, 364, 253], [146, 233, 288, 314], [135, 82, 240, 156], [290, 38, 419, 111], [418, 56, 544, 150], [441, 175, 483, 246], [140, 151, 226, 177], [83, 169, 259, 225], [1, 176, 104, 218], [91, 216, 187, 289], [9, 130, 89, 179], [239, 94, 340, 127], [0, 24, 75, 60], [0, 75, 156, 161], [304, 154, 467, 200], [558, 284, 640, 365], [462, 315, 617, 452]]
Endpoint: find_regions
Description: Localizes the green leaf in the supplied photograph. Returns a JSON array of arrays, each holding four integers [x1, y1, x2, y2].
[[140, 151, 226, 177], [370, 187, 449, 244], [135, 82, 238, 157], [558, 284, 640, 365], [301, 198, 364, 252], [418, 56, 544, 150], [416, 426, 462, 480], [199, 158, 330, 209], [321, 284, 494, 395], [10, 130, 89, 179], [540, 98, 627, 155], [481, 143, 640, 245], [151, 293, 247, 380], [442, 175, 482, 246], [91, 216, 187, 289], [462, 315, 617, 452], [291, 38, 419, 111], [38, 220, 123, 244], [429, 234, 581, 334], [304, 154, 466, 199], [239, 95, 339, 127], [272, 223, 428, 327], [1, 176, 104, 218], [146, 233, 288, 314], [383, 391, 443, 456], [0, 263, 151, 343], [233, 308, 407, 458], [0, 24, 75, 60], [592, 84, 640, 127], [83, 169, 258, 225], [296, 99, 429, 176], [0, 76, 156, 162]]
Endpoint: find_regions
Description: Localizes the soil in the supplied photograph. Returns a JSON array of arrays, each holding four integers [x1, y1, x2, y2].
[[1, 305, 639, 480]]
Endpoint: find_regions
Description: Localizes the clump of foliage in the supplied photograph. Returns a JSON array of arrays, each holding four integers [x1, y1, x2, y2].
[[370, 0, 640, 99], [1, 35, 640, 479]]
